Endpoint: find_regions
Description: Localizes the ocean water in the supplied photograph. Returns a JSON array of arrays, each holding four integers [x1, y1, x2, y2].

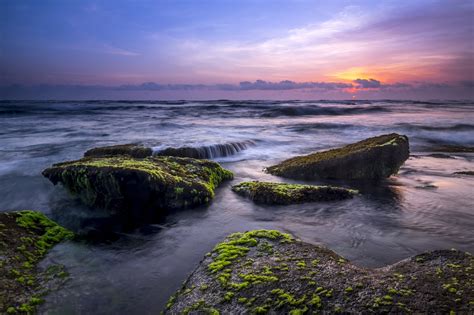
[[1, 100, 473, 314]]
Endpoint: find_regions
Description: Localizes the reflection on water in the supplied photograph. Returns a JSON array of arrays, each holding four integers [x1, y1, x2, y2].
[[0, 100, 473, 314]]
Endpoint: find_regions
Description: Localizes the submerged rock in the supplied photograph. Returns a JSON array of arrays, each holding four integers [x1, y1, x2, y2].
[[42, 156, 233, 224], [232, 181, 357, 205], [155, 140, 255, 159], [428, 144, 474, 153], [267, 133, 409, 180], [84, 143, 153, 158], [0, 210, 73, 314], [164, 230, 473, 314], [454, 171, 474, 176]]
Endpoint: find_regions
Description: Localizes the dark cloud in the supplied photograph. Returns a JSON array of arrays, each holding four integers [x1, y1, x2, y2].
[[1, 79, 473, 100], [238, 80, 352, 90], [354, 78, 381, 88]]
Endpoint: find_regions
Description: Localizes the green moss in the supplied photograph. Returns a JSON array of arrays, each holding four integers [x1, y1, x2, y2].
[[16, 211, 73, 256], [309, 294, 322, 308], [345, 287, 353, 293], [223, 291, 235, 302], [253, 305, 269, 314], [208, 230, 292, 275], [239, 273, 278, 284], [296, 261, 306, 269]]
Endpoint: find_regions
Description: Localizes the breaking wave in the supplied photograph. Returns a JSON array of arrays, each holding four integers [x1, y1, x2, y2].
[[153, 140, 256, 159]]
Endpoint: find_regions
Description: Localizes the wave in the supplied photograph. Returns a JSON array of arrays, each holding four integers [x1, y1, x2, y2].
[[260, 105, 389, 118], [397, 123, 474, 132], [285, 122, 355, 132], [153, 140, 256, 159]]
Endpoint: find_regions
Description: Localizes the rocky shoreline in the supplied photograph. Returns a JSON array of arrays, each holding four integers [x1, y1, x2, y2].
[[165, 230, 473, 314], [0, 211, 73, 314], [2, 133, 473, 313]]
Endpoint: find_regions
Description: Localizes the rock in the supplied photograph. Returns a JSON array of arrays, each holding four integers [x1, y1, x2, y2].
[[84, 143, 152, 158], [164, 230, 473, 314], [155, 141, 255, 159], [267, 133, 409, 180], [0, 210, 73, 314], [42, 156, 233, 225], [454, 171, 474, 176], [232, 181, 357, 205]]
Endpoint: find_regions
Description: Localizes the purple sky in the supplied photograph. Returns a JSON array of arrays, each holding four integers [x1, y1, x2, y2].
[[1, 0, 473, 99]]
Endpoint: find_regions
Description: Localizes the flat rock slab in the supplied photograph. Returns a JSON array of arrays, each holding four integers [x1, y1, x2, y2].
[[267, 133, 409, 180], [165, 230, 473, 314], [232, 181, 357, 205], [0, 211, 73, 314], [84, 143, 153, 158], [42, 156, 233, 224]]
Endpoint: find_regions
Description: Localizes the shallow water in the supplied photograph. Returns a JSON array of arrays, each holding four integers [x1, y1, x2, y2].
[[1, 100, 473, 314]]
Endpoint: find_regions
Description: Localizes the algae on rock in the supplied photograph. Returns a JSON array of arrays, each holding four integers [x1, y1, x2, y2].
[[232, 181, 357, 205], [267, 133, 409, 180], [164, 229, 474, 314], [0, 210, 73, 314], [42, 156, 233, 224]]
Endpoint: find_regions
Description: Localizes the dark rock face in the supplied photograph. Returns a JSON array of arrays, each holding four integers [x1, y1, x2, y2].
[[164, 230, 473, 314], [154, 140, 255, 159], [267, 133, 409, 180], [42, 156, 233, 225], [84, 143, 153, 158], [232, 181, 357, 205], [0, 211, 73, 314]]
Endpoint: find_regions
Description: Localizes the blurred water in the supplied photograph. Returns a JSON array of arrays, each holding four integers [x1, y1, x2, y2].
[[0, 100, 473, 314]]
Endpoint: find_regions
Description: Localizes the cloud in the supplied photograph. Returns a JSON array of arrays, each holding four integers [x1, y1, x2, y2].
[[102, 44, 140, 56], [1, 79, 473, 100], [238, 80, 352, 90], [115, 80, 353, 91], [354, 78, 382, 88]]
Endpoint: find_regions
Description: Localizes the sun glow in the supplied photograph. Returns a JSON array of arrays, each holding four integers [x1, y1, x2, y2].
[[332, 67, 373, 81]]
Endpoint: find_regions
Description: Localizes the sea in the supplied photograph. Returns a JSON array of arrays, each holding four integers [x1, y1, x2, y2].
[[0, 99, 473, 314]]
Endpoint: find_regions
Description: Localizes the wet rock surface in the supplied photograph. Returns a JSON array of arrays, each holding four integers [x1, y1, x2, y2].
[[232, 181, 357, 205], [0, 211, 73, 314], [165, 230, 473, 314], [84, 143, 153, 158], [267, 133, 409, 180], [42, 156, 233, 226]]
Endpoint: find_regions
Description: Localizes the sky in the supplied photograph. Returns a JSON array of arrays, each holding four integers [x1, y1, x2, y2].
[[0, 0, 473, 100]]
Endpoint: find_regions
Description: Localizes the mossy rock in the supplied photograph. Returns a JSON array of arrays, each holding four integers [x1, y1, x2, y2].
[[232, 181, 357, 205], [164, 230, 474, 314], [267, 133, 409, 180], [42, 156, 233, 225], [0, 210, 73, 314], [84, 143, 153, 158]]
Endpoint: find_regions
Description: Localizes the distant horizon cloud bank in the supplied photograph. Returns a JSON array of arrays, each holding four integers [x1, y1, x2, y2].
[[1, 79, 473, 100]]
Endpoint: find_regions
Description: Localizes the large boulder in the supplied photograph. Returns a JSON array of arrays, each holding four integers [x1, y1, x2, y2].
[[84, 143, 153, 158], [0, 210, 73, 314], [164, 230, 473, 314], [267, 133, 409, 179], [232, 181, 357, 205], [42, 156, 233, 224]]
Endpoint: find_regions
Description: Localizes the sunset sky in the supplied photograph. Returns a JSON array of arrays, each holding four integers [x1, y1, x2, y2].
[[1, 0, 473, 99]]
